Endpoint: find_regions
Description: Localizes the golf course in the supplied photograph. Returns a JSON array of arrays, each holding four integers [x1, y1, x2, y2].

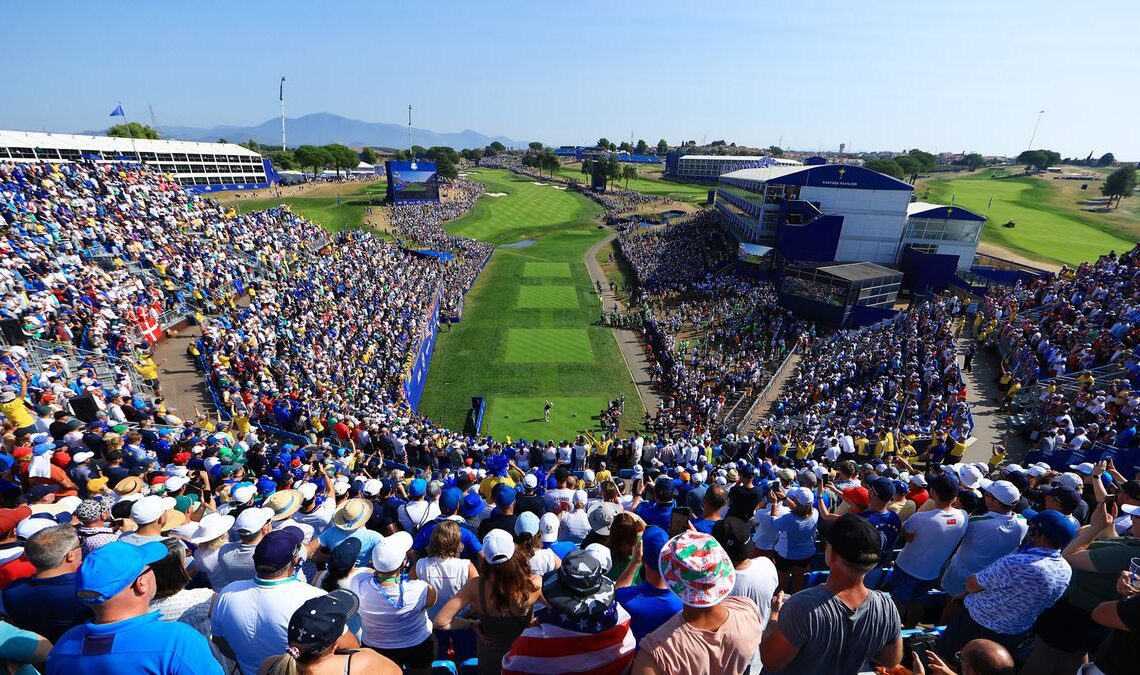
[[916, 168, 1139, 267], [417, 169, 644, 440], [550, 162, 710, 205], [223, 180, 388, 231]]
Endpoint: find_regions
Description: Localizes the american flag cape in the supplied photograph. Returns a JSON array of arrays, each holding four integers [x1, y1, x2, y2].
[[500, 605, 636, 675]]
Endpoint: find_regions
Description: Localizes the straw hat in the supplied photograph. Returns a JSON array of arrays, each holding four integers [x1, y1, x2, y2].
[[263, 489, 304, 521], [114, 476, 145, 496], [331, 499, 372, 531]]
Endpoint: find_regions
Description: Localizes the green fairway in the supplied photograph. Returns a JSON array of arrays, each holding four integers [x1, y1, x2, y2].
[[227, 182, 386, 232], [917, 169, 1136, 267], [516, 286, 580, 309], [549, 164, 710, 204], [418, 170, 645, 440]]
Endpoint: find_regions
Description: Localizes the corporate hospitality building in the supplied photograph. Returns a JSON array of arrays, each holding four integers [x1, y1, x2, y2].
[[665, 153, 802, 180], [714, 163, 984, 270], [0, 129, 273, 192]]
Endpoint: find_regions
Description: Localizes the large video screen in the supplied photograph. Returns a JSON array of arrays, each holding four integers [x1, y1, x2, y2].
[[386, 161, 439, 203]]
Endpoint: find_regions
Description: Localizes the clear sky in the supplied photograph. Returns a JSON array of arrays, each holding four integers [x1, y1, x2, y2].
[[3, 1, 1137, 158]]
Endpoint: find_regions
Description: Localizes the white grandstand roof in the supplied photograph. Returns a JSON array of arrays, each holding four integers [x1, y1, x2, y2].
[[0, 129, 262, 157], [906, 201, 945, 215], [679, 154, 801, 164], [719, 165, 818, 182]]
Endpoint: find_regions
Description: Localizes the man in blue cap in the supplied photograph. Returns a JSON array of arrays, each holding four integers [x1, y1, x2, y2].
[[410, 487, 482, 562], [636, 476, 676, 531], [46, 541, 222, 674], [477, 483, 518, 538], [397, 477, 438, 534]]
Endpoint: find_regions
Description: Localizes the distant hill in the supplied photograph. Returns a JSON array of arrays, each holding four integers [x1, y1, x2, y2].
[[81, 112, 520, 150]]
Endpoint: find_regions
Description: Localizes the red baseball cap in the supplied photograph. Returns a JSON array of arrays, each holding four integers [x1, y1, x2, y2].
[[842, 487, 870, 511]]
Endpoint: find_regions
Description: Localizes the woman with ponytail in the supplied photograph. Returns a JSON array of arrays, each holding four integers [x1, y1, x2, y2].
[[258, 590, 397, 675]]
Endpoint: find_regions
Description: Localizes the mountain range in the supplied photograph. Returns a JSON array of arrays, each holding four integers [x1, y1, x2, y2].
[[82, 112, 520, 150]]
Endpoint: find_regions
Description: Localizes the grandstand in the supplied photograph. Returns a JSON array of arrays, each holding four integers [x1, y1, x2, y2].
[[664, 153, 802, 179], [0, 129, 273, 192]]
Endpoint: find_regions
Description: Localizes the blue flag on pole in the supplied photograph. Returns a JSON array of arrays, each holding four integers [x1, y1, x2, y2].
[[109, 104, 124, 117]]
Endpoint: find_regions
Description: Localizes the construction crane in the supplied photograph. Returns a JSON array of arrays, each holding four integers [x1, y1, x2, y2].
[[148, 105, 161, 139]]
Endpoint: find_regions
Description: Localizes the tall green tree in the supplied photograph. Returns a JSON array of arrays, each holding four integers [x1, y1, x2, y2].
[[622, 165, 637, 189], [1102, 165, 1136, 208], [294, 145, 332, 178], [1097, 152, 1115, 166], [618, 141, 631, 152], [767, 146, 784, 158], [606, 156, 622, 187], [528, 141, 544, 151], [107, 122, 158, 140], [489, 141, 506, 152], [864, 159, 905, 179], [267, 150, 296, 170], [1017, 150, 1049, 172], [581, 159, 594, 183], [323, 144, 359, 177], [635, 139, 649, 154], [905, 149, 936, 172], [361, 147, 378, 164], [895, 155, 920, 178], [435, 155, 459, 180], [597, 138, 611, 150], [656, 139, 669, 155]]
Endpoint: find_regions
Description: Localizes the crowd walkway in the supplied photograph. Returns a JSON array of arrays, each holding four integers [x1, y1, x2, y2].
[[584, 232, 663, 417], [958, 333, 1027, 463]]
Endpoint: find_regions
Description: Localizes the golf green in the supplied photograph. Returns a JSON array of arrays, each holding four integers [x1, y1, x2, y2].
[[516, 285, 579, 309], [418, 169, 645, 440]]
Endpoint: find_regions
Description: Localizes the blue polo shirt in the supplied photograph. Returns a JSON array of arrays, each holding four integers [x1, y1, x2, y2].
[[615, 582, 683, 642], [47, 611, 223, 675], [2, 573, 92, 643], [635, 501, 674, 531], [412, 516, 482, 561]]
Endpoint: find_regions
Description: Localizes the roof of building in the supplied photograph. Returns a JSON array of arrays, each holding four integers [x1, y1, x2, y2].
[[906, 201, 986, 221], [812, 261, 902, 282], [679, 154, 801, 165], [0, 129, 263, 157], [719, 163, 913, 191]]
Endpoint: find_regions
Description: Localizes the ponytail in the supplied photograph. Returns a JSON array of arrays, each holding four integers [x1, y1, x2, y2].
[[263, 653, 300, 675]]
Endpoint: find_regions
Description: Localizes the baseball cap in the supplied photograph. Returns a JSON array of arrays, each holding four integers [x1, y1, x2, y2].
[[584, 543, 612, 573], [362, 479, 382, 497], [483, 528, 516, 565], [909, 474, 928, 488], [539, 512, 560, 543], [492, 483, 517, 508], [439, 487, 463, 515], [1030, 510, 1079, 547], [587, 502, 622, 536], [164, 476, 189, 493], [659, 532, 735, 607], [16, 517, 56, 540], [27, 484, 60, 502], [74, 499, 108, 525], [234, 507, 275, 536], [786, 487, 814, 507], [514, 511, 540, 537], [0, 506, 31, 537], [408, 478, 428, 498], [927, 473, 960, 501], [288, 589, 360, 657], [371, 531, 413, 573], [825, 513, 882, 566], [712, 516, 753, 563], [522, 474, 538, 490], [582, 469, 596, 484], [1070, 462, 1095, 475], [654, 476, 676, 501], [76, 540, 168, 603], [842, 486, 870, 510], [1055, 472, 1083, 490], [329, 537, 363, 576], [641, 526, 669, 574], [253, 527, 305, 573], [130, 496, 176, 525], [958, 464, 984, 489], [1043, 486, 1081, 511], [984, 480, 1021, 506]]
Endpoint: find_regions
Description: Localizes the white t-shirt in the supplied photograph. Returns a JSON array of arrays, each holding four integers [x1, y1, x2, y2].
[[292, 498, 337, 534], [528, 548, 561, 577], [351, 573, 433, 649], [414, 556, 471, 620], [752, 505, 787, 551], [941, 511, 1029, 594], [210, 577, 327, 675], [544, 488, 575, 511], [731, 556, 779, 632], [399, 500, 440, 534], [896, 507, 968, 580]]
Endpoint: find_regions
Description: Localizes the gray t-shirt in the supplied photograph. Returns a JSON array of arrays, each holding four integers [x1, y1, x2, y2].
[[763, 586, 901, 675], [211, 542, 257, 591]]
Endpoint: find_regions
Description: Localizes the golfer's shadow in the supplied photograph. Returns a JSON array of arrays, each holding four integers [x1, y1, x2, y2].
[[522, 417, 545, 423]]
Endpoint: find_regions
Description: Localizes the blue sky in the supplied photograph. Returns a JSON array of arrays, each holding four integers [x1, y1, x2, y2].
[[3, 1, 1137, 157]]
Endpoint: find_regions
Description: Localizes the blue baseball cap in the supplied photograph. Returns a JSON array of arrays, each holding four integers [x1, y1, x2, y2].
[[1030, 509, 1079, 547], [492, 483, 517, 508], [461, 493, 486, 518], [439, 487, 463, 514], [76, 541, 168, 603], [642, 526, 669, 574], [408, 478, 428, 498]]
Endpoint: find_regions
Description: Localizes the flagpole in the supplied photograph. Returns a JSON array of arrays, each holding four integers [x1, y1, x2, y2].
[[119, 100, 140, 165]]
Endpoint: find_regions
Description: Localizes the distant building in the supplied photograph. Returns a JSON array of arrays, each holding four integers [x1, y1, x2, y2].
[[665, 153, 801, 179], [0, 129, 273, 192]]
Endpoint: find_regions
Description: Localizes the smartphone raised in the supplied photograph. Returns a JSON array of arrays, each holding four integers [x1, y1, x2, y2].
[[669, 506, 692, 537]]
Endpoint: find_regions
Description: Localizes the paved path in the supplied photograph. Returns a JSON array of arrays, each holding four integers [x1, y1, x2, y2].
[[584, 232, 663, 416], [741, 352, 801, 435], [957, 331, 1027, 464], [152, 323, 217, 421]]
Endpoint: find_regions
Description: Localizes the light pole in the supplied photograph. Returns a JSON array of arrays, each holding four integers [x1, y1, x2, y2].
[[280, 76, 286, 152], [1026, 109, 1045, 152]]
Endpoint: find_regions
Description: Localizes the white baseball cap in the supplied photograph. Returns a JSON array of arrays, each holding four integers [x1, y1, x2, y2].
[[130, 496, 176, 525], [573, 490, 588, 505], [539, 512, 560, 543], [234, 507, 274, 536], [363, 479, 382, 497], [1070, 462, 1095, 475], [371, 531, 413, 573], [984, 480, 1021, 506], [958, 464, 984, 489], [333, 482, 349, 496], [584, 542, 612, 573], [1056, 472, 1083, 490], [482, 528, 516, 565], [909, 474, 928, 487], [16, 517, 56, 540], [72, 451, 94, 463], [165, 476, 189, 492], [787, 487, 814, 507], [583, 469, 596, 484], [298, 482, 318, 501], [231, 485, 256, 504], [523, 474, 538, 490]]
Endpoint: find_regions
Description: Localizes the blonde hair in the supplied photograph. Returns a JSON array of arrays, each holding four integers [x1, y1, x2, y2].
[[428, 520, 463, 558]]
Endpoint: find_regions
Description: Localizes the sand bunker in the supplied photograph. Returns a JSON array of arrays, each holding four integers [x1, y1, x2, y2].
[[531, 182, 548, 186], [500, 239, 535, 248], [486, 192, 508, 197]]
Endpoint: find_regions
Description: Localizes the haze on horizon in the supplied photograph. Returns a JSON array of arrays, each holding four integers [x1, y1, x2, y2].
[[2, 1, 1137, 158]]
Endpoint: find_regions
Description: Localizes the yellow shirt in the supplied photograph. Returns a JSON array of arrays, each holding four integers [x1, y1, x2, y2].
[[1, 398, 35, 428], [135, 357, 159, 381], [795, 442, 813, 460], [479, 476, 516, 500], [596, 469, 613, 483]]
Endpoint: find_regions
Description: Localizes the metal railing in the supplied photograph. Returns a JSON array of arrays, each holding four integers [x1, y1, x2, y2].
[[732, 344, 800, 434]]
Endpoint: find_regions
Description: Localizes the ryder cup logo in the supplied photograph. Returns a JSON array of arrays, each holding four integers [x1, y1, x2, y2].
[[410, 162, 418, 170]]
